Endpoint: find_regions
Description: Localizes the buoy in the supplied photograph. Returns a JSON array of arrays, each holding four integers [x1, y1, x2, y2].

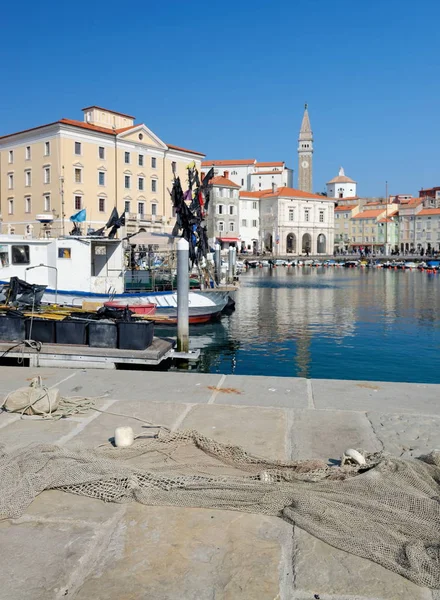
[[114, 426, 135, 448], [342, 448, 366, 466]]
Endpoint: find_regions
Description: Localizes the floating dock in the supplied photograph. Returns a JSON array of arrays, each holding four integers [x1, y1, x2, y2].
[[0, 338, 200, 369]]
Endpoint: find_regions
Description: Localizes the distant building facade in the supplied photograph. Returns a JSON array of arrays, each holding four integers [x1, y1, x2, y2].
[[205, 171, 241, 249], [0, 106, 204, 237], [326, 167, 357, 199], [201, 159, 293, 192]]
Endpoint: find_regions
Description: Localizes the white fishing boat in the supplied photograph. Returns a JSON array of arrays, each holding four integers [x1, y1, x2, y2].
[[0, 235, 229, 318]]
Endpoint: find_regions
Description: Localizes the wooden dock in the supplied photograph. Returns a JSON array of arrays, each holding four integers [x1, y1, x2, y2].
[[0, 338, 199, 369]]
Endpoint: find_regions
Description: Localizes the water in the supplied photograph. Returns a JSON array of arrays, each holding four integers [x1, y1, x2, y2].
[[160, 267, 440, 383]]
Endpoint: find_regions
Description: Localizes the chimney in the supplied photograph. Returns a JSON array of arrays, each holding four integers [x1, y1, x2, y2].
[[224, 170, 229, 179]]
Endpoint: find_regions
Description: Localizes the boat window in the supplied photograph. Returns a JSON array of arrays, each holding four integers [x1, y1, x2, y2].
[[11, 245, 30, 265], [0, 246, 9, 267]]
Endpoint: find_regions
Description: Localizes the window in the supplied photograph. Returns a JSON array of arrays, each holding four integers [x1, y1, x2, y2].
[[229, 205, 234, 215], [8, 174, 13, 189], [125, 175, 130, 189], [124, 152, 130, 164], [58, 248, 71, 259], [365, 236, 369, 242], [218, 205, 224, 215], [344, 213, 348, 219], [151, 203, 157, 216], [25, 146, 31, 160], [218, 221, 224, 232], [25, 197, 31, 213], [11, 245, 30, 265], [44, 195, 51, 211], [416, 233, 421, 240], [252, 201, 257, 210], [45, 141, 50, 156], [426, 232, 432, 240], [288, 208, 294, 221], [241, 179, 244, 186], [171, 161, 176, 173], [8, 150, 13, 164], [344, 222, 348, 229], [99, 146, 105, 160], [124, 200, 130, 213], [252, 219, 257, 227], [138, 154, 144, 167], [138, 202, 144, 216], [44, 167, 50, 183], [138, 177, 144, 191], [427, 219, 432, 230], [8, 199, 14, 214], [335, 214, 340, 219], [417, 222, 421, 230], [75, 141, 81, 155], [229, 189, 233, 198], [242, 219, 247, 227], [151, 179, 157, 192], [74, 196, 82, 210], [229, 222, 235, 232], [25, 170, 31, 186], [304, 209, 310, 222], [75, 168, 82, 183], [98, 171, 105, 186], [319, 210, 324, 223], [151, 157, 156, 168], [98, 198, 106, 212]]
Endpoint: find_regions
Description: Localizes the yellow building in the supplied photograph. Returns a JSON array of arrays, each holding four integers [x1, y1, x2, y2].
[[0, 106, 204, 236]]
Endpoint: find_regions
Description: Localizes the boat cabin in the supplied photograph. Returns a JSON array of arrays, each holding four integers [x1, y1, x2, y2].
[[0, 235, 124, 295]]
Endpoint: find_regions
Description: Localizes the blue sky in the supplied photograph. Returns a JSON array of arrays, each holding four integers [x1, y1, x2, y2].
[[1, 0, 439, 196]]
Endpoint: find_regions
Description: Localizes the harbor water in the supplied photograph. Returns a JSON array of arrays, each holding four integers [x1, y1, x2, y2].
[[159, 267, 440, 383]]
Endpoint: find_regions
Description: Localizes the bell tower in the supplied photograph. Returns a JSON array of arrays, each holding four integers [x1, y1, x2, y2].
[[298, 104, 313, 193]]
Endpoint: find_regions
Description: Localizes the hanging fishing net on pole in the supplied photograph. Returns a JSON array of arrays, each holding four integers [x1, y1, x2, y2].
[[0, 429, 439, 589]]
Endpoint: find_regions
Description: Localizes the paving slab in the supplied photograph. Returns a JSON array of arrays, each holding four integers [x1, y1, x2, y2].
[[67, 399, 189, 447], [368, 412, 440, 458], [292, 527, 433, 600], [0, 366, 74, 395], [312, 378, 440, 415], [54, 370, 223, 404], [24, 489, 121, 524], [181, 403, 288, 460], [217, 374, 308, 408], [290, 409, 382, 462], [0, 519, 95, 600], [75, 504, 289, 600], [0, 415, 78, 452]]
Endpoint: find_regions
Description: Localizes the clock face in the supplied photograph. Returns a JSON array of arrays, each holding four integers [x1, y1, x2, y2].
[[301, 160, 309, 169]]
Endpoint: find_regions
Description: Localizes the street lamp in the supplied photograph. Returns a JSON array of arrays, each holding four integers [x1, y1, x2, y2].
[[25, 264, 58, 304]]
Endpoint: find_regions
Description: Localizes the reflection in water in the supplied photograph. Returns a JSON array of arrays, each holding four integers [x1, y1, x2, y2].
[[166, 268, 440, 383]]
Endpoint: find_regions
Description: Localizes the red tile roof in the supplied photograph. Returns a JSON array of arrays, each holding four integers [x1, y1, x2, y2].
[[239, 190, 266, 198], [166, 143, 205, 156], [201, 159, 256, 167], [262, 187, 333, 200], [335, 204, 357, 212], [81, 105, 136, 119], [254, 161, 284, 168], [209, 175, 241, 188], [418, 208, 440, 216], [352, 209, 385, 220], [0, 121, 60, 140]]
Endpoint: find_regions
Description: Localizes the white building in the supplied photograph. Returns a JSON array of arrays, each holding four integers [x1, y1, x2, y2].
[[201, 159, 292, 192], [239, 190, 262, 253], [326, 167, 357, 199], [258, 187, 335, 255], [205, 171, 241, 249]]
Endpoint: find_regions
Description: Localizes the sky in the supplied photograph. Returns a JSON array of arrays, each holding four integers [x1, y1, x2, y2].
[[1, 0, 439, 197]]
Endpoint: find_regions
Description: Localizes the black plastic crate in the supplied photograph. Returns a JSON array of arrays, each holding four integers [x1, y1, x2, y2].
[[88, 321, 117, 348], [0, 316, 25, 342], [56, 320, 88, 345], [25, 318, 56, 343], [117, 321, 154, 350]]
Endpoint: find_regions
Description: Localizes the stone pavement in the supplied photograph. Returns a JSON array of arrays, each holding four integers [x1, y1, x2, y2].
[[0, 366, 439, 600]]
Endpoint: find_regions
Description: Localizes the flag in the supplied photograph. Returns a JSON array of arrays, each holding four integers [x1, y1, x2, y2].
[[70, 209, 86, 223]]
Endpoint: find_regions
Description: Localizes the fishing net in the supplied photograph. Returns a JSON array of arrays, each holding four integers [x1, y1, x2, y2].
[[0, 429, 439, 588]]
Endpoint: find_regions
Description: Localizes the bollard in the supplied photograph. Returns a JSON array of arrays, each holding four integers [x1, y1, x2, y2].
[[228, 246, 234, 283], [177, 238, 189, 353], [215, 243, 221, 285]]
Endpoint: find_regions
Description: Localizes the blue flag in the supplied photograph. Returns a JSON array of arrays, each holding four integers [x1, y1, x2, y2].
[[70, 209, 87, 223]]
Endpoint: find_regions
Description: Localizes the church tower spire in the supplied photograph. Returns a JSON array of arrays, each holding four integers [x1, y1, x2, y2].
[[298, 103, 313, 193]]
